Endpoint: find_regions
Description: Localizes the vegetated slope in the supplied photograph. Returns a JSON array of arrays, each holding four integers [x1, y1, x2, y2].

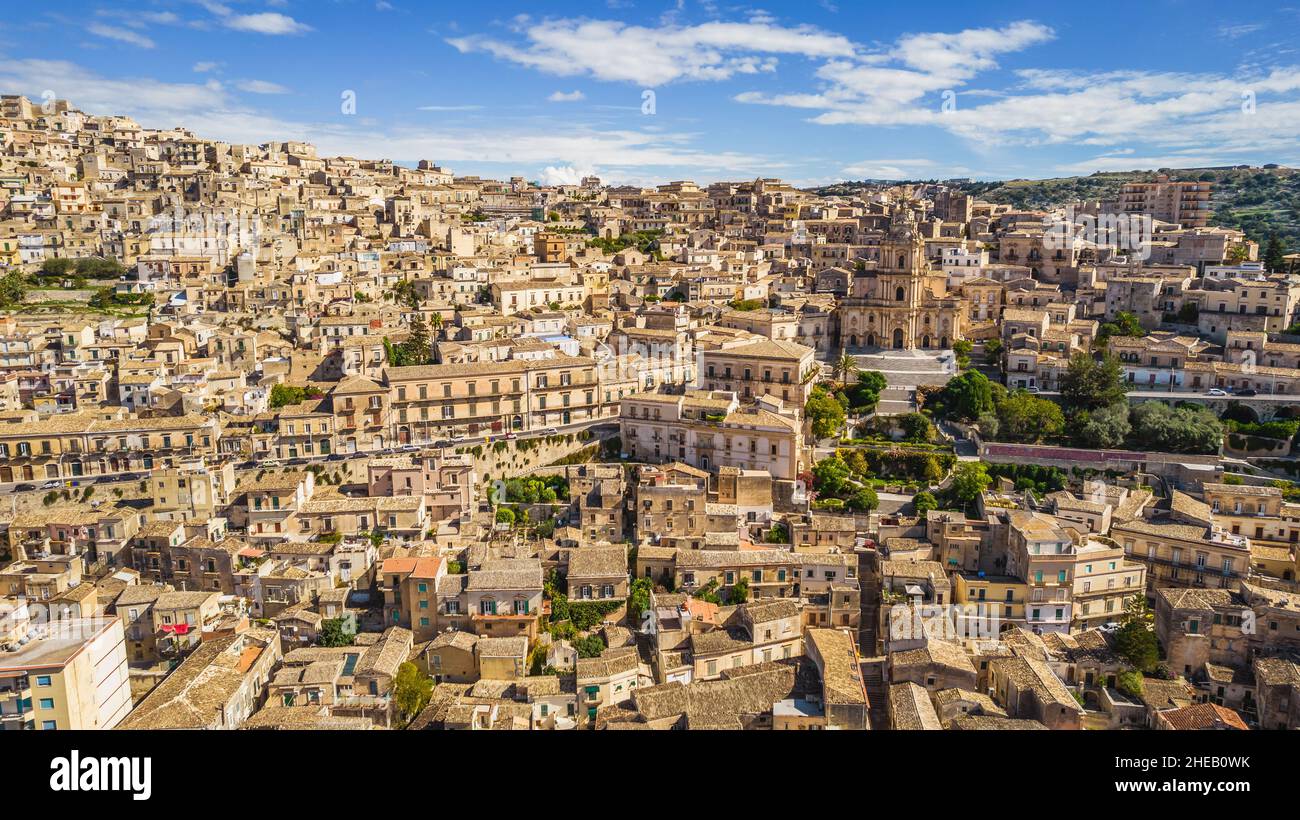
[[813, 166, 1300, 251]]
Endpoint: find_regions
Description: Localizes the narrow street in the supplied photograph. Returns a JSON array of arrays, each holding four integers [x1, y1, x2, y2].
[[857, 547, 889, 729]]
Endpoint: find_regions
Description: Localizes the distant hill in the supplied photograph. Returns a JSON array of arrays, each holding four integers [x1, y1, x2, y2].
[[813, 166, 1300, 252]]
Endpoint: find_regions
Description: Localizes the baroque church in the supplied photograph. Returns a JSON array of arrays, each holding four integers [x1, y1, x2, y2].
[[836, 209, 965, 350]]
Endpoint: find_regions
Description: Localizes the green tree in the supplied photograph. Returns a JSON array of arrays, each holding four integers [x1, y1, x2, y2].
[[812, 454, 853, 497], [392, 662, 434, 724], [975, 410, 1000, 439], [1130, 402, 1223, 454], [626, 577, 653, 627], [1115, 669, 1144, 698], [952, 339, 973, 368], [845, 370, 887, 412], [399, 313, 432, 366], [805, 386, 847, 440], [1264, 232, 1287, 272], [941, 370, 994, 421], [950, 462, 991, 505], [1060, 353, 1127, 413], [913, 491, 938, 519], [495, 507, 516, 526], [832, 351, 858, 386], [0, 270, 28, 308], [317, 618, 355, 647], [74, 257, 126, 279], [729, 575, 750, 604], [997, 392, 1065, 443], [983, 338, 1004, 367], [846, 485, 879, 512], [1097, 311, 1144, 346], [573, 634, 606, 658], [1069, 401, 1131, 449], [898, 412, 935, 444], [39, 257, 75, 277], [1113, 621, 1159, 673], [764, 522, 790, 543], [269, 383, 309, 409]]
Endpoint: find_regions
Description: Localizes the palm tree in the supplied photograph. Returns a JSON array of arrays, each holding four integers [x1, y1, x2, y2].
[[833, 351, 858, 386]]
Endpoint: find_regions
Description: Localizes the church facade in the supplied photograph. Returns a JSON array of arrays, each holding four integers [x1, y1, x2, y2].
[[836, 212, 965, 351]]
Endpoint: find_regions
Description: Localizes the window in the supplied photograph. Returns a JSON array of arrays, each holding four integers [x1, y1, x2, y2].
[[39, 698, 54, 709], [35, 675, 51, 687]]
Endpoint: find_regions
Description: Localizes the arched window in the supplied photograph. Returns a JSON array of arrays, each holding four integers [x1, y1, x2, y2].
[[895, 286, 905, 302], [897, 254, 906, 269]]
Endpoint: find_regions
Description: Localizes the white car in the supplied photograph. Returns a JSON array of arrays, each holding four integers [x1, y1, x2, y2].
[[1207, 388, 1228, 396], [261, 459, 282, 468]]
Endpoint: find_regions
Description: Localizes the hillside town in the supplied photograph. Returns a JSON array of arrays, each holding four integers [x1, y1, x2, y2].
[[4, 93, 1300, 733]]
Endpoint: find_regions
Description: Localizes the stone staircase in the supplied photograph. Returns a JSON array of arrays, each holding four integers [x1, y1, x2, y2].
[[861, 657, 889, 730], [854, 350, 954, 416]]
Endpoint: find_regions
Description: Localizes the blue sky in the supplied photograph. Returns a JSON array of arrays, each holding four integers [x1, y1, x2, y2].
[[1, 0, 1298, 186]]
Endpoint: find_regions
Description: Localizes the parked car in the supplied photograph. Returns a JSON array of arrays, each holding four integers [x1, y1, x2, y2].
[[13, 483, 34, 492], [542, 427, 559, 435], [1235, 388, 1259, 397], [1207, 388, 1228, 396], [399, 444, 420, 452], [40, 480, 61, 490], [261, 459, 282, 468]]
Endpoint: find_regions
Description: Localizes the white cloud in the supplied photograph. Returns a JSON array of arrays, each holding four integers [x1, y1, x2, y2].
[[840, 158, 936, 179], [236, 79, 290, 94], [538, 164, 593, 185], [0, 59, 226, 120], [95, 9, 180, 27], [447, 17, 856, 86], [1219, 23, 1264, 39], [737, 20, 1055, 125], [548, 90, 586, 102], [222, 12, 312, 35], [86, 23, 155, 49], [193, 61, 221, 73], [729, 19, 1300, 165]]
